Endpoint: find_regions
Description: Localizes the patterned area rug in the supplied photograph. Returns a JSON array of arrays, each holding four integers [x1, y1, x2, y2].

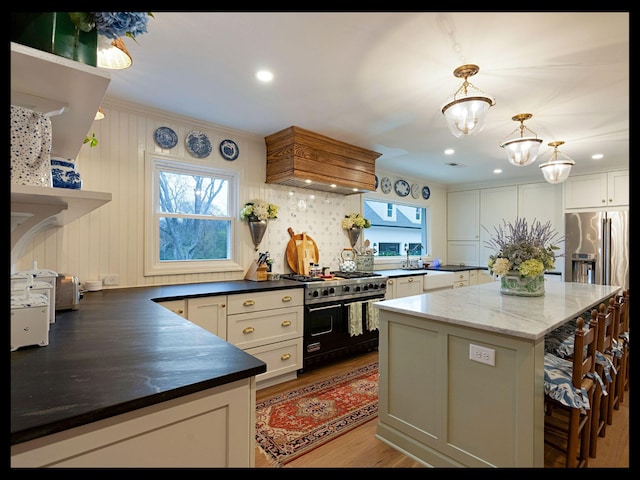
[[255, 362, 378, 467]]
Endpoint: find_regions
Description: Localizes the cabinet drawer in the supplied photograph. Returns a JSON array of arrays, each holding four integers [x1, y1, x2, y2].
[[246, 338, 302, 384], [453, 271, 470, 282], [227, 289, 303, 315], [453, 281, 468, 288], [227, 306, 302, 349]]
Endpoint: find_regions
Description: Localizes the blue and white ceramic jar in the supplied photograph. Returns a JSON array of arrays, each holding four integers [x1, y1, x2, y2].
[[51, 158, 82, 189]]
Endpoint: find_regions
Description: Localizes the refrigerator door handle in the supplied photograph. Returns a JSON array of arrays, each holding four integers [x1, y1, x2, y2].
[[603, 217, 612, 285]]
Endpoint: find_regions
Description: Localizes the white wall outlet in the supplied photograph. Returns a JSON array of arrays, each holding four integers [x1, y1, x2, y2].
[[102, 274, 119, 286], [469, 343, 495, 366]]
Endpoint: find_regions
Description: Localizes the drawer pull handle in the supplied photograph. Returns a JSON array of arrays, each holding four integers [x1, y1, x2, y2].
[[281, 353, 291, 361], [388, 279, 394, 285], [408, 277, 413, 282], [282, 295, 292, 302], [243, 300, 255, 307], [281, 320, 291, 327], [242, 326, 255, 334]]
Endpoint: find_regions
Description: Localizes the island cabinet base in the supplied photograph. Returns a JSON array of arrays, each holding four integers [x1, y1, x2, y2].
[[376, 310, 545, 468], [11, 378, 257, 468]]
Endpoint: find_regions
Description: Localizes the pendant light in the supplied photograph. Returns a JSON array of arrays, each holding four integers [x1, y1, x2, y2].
[[97, 36, 132, 69], [499, 113, 543, 167], [539, 141, 575, 184], [441, 64, 495, 138]]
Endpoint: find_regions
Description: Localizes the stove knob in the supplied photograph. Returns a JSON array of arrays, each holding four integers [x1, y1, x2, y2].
[[344, 285, 350, 292], [312, 290, 319, 297], [329, 287, 335, 294], [372, 283, 379, 289], [355, 286, 361, 292], [322, 289, 329, 296]]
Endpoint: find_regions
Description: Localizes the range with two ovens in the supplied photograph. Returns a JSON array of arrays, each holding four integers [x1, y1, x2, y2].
[[281, 272, 388, 371]]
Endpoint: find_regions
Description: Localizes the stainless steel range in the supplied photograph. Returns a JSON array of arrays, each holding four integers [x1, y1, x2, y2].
[[281, 272, 388, 371]]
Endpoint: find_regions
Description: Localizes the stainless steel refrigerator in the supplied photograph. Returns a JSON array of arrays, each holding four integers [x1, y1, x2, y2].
[[564, 209, 629, 290]]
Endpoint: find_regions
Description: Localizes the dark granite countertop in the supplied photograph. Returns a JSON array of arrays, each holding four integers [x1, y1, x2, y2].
[[424, 264, 488, 272], [11, 280, 303, 446]]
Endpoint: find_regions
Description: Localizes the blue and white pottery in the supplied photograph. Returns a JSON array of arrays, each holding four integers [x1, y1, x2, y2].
[[51, 164, 82, 189], [51, 158, 76, 169]]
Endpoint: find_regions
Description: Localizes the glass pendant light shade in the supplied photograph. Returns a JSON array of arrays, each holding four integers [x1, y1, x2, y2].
[[539, 141, 575, 184], [97, 36, 132, 69], [441, 64, 495, 138], [499, 113, 543, 166]]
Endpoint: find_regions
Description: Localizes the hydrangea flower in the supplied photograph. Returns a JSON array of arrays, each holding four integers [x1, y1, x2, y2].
[[240, 199, 278, 221]]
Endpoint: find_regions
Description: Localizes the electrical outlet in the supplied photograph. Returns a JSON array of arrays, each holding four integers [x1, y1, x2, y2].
[[103, 274, 119, 286], [469, 344, 495, 366]]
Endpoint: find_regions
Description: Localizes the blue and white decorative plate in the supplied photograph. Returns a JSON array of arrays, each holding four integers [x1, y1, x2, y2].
[[380, 177, 392, 194], [154, 127, 178, 149], [394, 179, 410, 197], [375, 175, 379, 190], [422, 185, 431, 200], [185, 130, 212, 158], [219, 139, 239, 161]]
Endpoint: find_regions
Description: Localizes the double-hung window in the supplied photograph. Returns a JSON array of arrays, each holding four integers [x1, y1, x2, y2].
[[144, 153, 240, 276]]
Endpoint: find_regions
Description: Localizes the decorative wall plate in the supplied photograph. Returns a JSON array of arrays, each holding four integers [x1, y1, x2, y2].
[[154, 126, 178, 149], [219, 139, 239, 161], [380, 176, 392, 194], [422, 185, 431, 200], [411, 183, 420, 199], [394, 179, 410, 197], [185, 130, 212, 158], [375, 175, 379, 190]]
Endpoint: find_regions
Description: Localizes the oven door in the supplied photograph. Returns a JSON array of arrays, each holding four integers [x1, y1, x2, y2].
[[302, 302, 344, 367]]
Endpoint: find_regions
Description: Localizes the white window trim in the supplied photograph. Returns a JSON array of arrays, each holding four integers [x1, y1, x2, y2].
[[144, 151, 243, 276]]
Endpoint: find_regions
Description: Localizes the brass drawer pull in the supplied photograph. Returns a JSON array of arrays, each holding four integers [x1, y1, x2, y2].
[[281, 320, 292, 327], [282, 295, 292, 302], [242, 326, 255, 334], [243, 300, 255, 307], [408, 277, 414, 282], [388, 279, 394, 285], [281, 353, 291, 361]]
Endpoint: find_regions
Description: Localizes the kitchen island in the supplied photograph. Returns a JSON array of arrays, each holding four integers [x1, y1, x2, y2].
[[374, 281, 620, 468], [10, 280, 302, 468]]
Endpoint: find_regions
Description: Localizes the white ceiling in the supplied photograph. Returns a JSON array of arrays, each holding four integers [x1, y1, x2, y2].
[[104, 11, 629, 186]]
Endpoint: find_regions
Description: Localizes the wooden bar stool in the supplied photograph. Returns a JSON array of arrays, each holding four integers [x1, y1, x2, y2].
[[544, 316, 598, 467]]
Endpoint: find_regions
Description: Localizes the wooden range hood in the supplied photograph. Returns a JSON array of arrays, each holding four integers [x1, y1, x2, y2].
[[265, 126, 381, 195]]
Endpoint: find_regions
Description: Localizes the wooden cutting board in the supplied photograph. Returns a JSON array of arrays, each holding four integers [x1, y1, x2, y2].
[[286, 227, 319, 275]]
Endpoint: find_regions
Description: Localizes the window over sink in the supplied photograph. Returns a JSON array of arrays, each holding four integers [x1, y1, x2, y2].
[[144, 152, 241, 276]]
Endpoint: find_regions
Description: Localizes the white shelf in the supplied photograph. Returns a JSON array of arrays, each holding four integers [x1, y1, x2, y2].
[[11, 43, 113, 268], [11, 185, 112, 266], [10, 42, 111, 160]]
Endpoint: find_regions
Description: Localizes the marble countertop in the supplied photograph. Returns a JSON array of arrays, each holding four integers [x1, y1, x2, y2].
[[11, 280, 304, 445], [375, 281, 621, 341]]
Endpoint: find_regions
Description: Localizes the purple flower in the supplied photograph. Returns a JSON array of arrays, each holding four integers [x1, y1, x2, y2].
[[93, 12, 150, 40]]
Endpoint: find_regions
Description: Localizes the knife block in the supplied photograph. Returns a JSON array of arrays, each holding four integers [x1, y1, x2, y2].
[[245, 261, 268, 282]]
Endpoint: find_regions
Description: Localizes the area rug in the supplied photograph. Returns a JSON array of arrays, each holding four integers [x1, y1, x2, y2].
[[255, 362, 378, 467]]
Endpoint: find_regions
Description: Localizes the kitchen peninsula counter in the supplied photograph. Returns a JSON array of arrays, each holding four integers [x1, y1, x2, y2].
[[374, 281, 620, 468], [10, 280, 303, 467]]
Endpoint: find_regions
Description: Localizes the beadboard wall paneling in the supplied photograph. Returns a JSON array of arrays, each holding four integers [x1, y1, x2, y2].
[[15, 100, 448, 288]]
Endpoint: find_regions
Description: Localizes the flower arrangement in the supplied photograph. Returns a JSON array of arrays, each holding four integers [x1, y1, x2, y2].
[[485, 218, 560, 278], [69, 12, 153, 40], [341, 213, 371, 229], [240, 199, 279, 222]]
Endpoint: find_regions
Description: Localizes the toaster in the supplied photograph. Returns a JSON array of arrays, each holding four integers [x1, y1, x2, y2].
[[55, 274, 82, 311]]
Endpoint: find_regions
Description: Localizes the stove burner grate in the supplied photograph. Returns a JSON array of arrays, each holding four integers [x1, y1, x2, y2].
[[330, 271, 382, 279], [281, 274, 325, 283]]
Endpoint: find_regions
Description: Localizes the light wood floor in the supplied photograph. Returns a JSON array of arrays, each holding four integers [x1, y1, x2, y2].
[[254, 350, 630, 468]]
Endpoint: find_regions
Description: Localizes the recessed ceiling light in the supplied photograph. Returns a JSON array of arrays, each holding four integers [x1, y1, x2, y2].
[[444, 148, 455, 155], [494, 168, 502, 174], [256, 70, 273, 82], [592, 153, 604, 160]]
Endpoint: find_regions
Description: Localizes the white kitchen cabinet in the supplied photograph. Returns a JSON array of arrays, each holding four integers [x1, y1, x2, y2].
[[470, 269, 495, 285], [564, 170, 629, 208], [156, 299, 187, 318], [447, 190, 480, 240], [10, 42, 112, 268], [227, 289, 303, 388], [452, 270, 470, 288], [385, 275, 423, 300], [479, 186, 518, 269], [187, 296, 227, 339], [11, 379, 256, 468]]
